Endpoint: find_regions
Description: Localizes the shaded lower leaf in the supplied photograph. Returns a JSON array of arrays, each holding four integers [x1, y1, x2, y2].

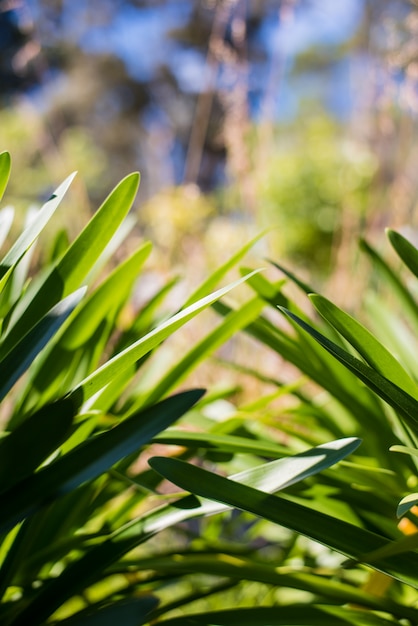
[[0, 399, 75, 493], [0, 389, 205, 534], [156, 605, 398, 625], [57, 596, 159, 626]]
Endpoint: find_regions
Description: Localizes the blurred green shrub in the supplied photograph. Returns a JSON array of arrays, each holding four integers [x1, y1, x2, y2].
[[252, 114, 377, 268]]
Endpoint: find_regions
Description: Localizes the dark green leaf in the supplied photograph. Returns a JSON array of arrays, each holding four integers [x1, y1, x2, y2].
[[0, 389, 205, 534]]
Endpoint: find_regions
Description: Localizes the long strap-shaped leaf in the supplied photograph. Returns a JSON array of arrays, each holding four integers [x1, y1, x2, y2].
[[310, 294, 418, 400], [149, 456, 418, 588], [279, 307, 418, 431], [387, 228, 418, 279], [0, 399, 75, 493], [0, 152, 11, 202], [127, 552, 418, 622], [0, 173, 76, 285], [8, 438, 360, 626], [0, 287, 86, 403], [68, 271, 259, 409], [0, 389, 204, 535], [155, 605, 400, 626], [0, 173, 140, 357], [134, 296, 265, 410], [54, 596, 159, 626]]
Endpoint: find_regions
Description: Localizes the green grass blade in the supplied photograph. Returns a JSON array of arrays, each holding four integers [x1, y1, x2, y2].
[[310, 294, 418, 399], [69, 271, 259, 408], [0, 389, 204, 534], [1, 173, 140, 357], [0, 151, 11, 202], [280, 307, 418, 431], [387, 228, 418, 279], [0, 287, 86, 402], [149, 457, 418, 588]]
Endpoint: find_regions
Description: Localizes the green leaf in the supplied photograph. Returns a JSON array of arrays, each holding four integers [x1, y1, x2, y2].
[[0, 173, 76, 284], [390, 444, 418, 458], [153, 430, 289, 457], [0, 287, 86, 402], [0, 207, 14, 250], [0, 399, 75, 493], [56, 596, 159, 626], [156, 605, 399, 626], [149, 457, 418, 588], [11, 439, 360, 625], [269, 258, 317, 294], [310, 294, 418, 399], [69, 271, 260, 409], [387, 228, 418, 279], [0, 389, 204, 534], [137, 296, 265, 408], [66, 242, 151, 348], [0, 151, 11, 202], [397, 493, 418, 518], [0, 173, 140, 357], [279, 307, 418, 431], [181, 232, 265, 308], [360, 238, 418, 332], [131, 552, 418, 622]]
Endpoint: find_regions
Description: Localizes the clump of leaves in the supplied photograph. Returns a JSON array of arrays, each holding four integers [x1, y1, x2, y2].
[[0, 152, 366, 625], [150, 232, 418, 623]]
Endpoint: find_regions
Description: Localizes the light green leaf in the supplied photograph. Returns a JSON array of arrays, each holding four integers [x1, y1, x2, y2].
[[390, 444, 418, 458], [153, 430, 289, 457], [182, 232, 265, 308], [397, 493, 418, 518], [0, 287, 86, 402], [69, 271, 260, 409], [137, 296, 265, 408], [0, 173, 76, 283], [0, 151, 11, 202], [360, 238, 418, 332], [0, 206, 14, 250], [0, 173, 140, 357], [130, 552, 418, 622]]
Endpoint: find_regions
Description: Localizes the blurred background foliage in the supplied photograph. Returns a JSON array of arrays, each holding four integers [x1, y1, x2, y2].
[[1, 0, 418, 282]]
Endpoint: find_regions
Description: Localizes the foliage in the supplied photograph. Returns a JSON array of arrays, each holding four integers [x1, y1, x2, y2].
[[0, 151, 367, 625], [149, 231, 418, 622]]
